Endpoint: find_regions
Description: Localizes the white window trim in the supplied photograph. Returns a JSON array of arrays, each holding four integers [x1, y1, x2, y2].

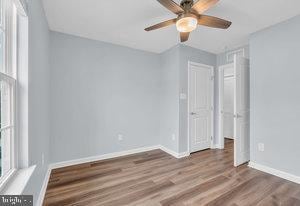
[[0, 0, 17, 186], [1, 165, 35, 194], [12, 0, 27, 17], [0, 0, 29, 191], [0, 168, 16, 190]]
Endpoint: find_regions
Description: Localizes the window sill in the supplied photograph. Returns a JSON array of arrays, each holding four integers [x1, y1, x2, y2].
[[0, 169, 17, 191], [0, 165, 36, 194]]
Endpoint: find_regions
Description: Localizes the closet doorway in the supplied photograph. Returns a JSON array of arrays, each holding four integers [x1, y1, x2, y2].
[[219, 55, 250, 167]]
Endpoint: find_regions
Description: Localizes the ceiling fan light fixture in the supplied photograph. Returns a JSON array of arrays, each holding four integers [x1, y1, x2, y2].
[[144, 0, 232, 42], [176, 16, 197, 32]]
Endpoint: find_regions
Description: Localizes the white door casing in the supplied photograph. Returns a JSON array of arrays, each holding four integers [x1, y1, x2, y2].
[[234, 56, 250, 167], [188, 62, 213, 153]]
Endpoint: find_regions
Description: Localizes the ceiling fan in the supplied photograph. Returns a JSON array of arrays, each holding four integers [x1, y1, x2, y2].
[[145, 0, 232, 42]]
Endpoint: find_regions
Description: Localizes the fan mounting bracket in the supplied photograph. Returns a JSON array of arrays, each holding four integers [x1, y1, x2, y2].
[[180, 0, 194, 10]]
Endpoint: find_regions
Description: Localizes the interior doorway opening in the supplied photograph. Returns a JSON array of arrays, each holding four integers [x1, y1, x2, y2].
[[218, 56, 250, 167], [222, 64, 235, 142]]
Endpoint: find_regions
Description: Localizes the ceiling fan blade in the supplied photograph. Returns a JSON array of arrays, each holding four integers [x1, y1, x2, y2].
[[145, 18, 177, 31], [191, 0, 219, 14], [180, 32, 190, 42], [198, 15, 232, 29], [157, 0, 184, 14]]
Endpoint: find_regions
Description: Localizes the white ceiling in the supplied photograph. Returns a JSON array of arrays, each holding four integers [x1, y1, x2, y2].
[[43, 0, 300, 54]]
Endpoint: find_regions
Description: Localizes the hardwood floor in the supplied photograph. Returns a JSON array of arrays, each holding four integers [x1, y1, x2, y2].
[[43, 140, 300, 206]]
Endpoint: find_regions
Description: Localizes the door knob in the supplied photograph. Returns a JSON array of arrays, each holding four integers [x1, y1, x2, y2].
[[190, 112, 197, 115]]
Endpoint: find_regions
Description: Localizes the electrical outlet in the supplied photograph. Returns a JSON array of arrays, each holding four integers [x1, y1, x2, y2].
[[258, 143, 264, 152], [118, 134, 123, 141], [180, 93, 187, 100], [172, 134, 176, 141]]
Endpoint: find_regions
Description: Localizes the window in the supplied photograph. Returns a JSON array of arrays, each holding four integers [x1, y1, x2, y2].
[[0, 0, 18, 182]]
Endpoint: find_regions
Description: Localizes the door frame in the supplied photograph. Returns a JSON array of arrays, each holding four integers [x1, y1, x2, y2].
[[218, 63, 234, 149], [187, 61, 214, 153]]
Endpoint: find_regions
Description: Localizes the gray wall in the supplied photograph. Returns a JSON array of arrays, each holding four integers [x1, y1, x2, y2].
[[159, 45, 180, 152], [159, 44, 216, 153], [250, 15, 300, 176], [178, 45, 216, 153], [49, 35, 218, 159], [22, 0, 51, 204], [50, 32, 161, 163]]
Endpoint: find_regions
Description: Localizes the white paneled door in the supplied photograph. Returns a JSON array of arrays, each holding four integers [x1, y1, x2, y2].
[[234, 56, 250, 166], [188, 62, 213, 153]]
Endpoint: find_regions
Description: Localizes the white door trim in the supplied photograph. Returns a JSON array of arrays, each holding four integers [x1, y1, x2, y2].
[[187, 61, 214, 153], [218, 63, 234, 149]]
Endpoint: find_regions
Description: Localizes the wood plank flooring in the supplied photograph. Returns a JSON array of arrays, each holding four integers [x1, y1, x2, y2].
[[43, 140, 300, 206]]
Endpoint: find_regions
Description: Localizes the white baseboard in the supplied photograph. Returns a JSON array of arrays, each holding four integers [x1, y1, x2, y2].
[[178, 151, 190, 158], [159, 145, 178, 158], [159, 145, 190, 158], [248, 161, 300, 184], [36, 166, 51, 206], [50, 145, 161, 169], [50, 145, 189, 170], [211, 144, 221, 149], [37, 144, 190, 205]]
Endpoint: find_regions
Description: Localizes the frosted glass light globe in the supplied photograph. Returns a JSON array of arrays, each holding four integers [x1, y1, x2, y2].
[[176, 17, 197, 32]]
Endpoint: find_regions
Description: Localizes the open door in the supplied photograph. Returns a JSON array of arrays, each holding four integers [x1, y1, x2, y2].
[[234, 55, 250, 167]]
